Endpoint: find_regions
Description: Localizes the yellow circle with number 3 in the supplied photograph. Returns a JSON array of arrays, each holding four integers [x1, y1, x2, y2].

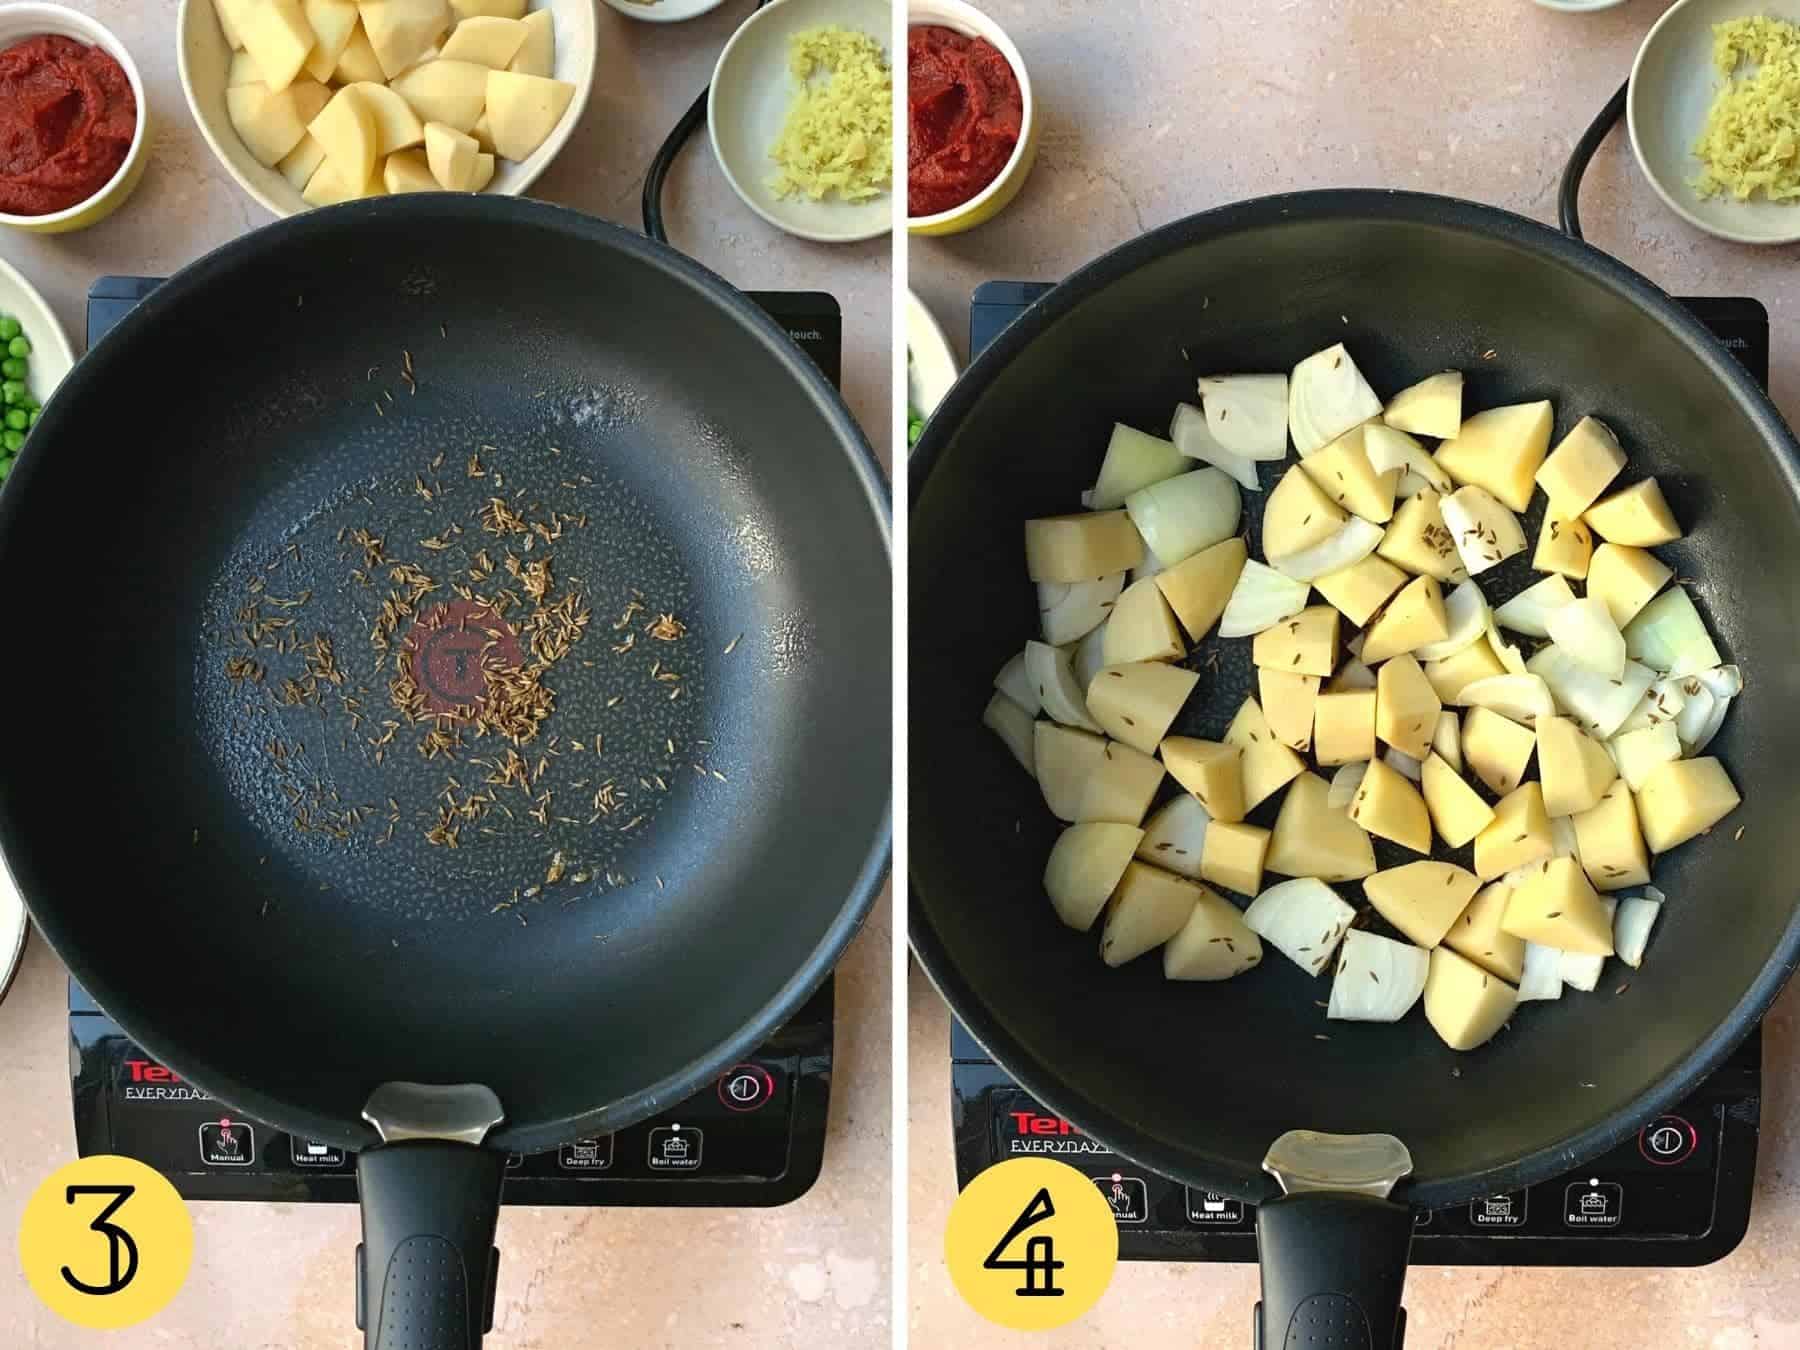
[[19, 1155, 194, 1329], [944, 1156, 1120, 1330]]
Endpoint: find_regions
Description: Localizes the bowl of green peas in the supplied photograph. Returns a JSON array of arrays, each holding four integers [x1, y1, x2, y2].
[[0, 254, 74, 484]]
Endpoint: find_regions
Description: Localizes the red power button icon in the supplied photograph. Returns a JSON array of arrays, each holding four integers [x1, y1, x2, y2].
[[718, 1065, 775, 1112], [1639, 1115, 1698, 1166]]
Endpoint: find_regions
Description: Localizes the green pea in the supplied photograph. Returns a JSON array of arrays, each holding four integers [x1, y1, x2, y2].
[[4, 410, 24, 432], [27, 408, 38, 427], [6, 336, 29, 359], [0, 382, 19, 406], [1, 430, 21, 453], [0, 317, 19, 341], [1, 359, 23, 381], [0, 458, 11, 482]]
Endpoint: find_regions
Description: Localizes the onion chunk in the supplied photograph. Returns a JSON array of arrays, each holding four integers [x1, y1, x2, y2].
[[1198, 374, 1289, 460], [1289, 344, 1381, 455], [1172, 404, 1261, 492], [1244, 878, 1356, 977], [1219, 559, 1311, 638], [1328, 930, 1430, 1022]]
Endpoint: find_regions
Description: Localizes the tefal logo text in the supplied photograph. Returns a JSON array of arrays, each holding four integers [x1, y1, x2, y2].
[[125, 1060, 184, 1084], [1008, 1112, 1081, 1136]]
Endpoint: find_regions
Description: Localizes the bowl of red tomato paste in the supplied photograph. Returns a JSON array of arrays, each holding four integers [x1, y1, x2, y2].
[[0, 5, 148, 235], [907, 0, 1037, 236]]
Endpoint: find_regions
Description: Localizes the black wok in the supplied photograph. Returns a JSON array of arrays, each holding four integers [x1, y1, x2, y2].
[[0, 196, 890, 1349], [909, 190, 1800, 1345]]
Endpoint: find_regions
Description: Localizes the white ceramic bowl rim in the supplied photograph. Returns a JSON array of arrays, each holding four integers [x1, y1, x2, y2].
[[0, 3, 148, 228], [1627, 0, 1800, 246], [904, 0, 1035, 226], [0, 253, 77, 385], [599, 0, 731, 23]]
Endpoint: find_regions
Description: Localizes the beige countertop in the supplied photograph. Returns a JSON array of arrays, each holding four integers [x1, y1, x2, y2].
[[909, 1, 1800, 1346], [0, 2, 893, 1346]]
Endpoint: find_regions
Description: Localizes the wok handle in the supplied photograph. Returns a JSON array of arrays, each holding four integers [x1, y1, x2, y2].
[[1253, 1191, 1413, 1350], [356, 1142, 506, 1350]]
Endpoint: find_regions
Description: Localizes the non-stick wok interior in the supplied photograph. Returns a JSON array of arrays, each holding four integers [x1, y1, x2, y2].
[[911, 198, 1800, 1206], [0, 199, 890, 1152]]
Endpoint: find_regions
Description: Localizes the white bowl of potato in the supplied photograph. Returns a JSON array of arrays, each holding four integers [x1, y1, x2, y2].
[[179, 0, 596, 216]]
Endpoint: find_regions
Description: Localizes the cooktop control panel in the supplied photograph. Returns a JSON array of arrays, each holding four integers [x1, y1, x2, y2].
[[953, 284, 1770, 1268], [73, 977, 833, 1207], [952, 1018, 1759, 1266]]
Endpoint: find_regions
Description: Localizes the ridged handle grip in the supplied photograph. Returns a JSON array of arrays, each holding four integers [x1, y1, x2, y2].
[[357, 1142, 505, 1350], [1254, 1191, 1412, 1350]]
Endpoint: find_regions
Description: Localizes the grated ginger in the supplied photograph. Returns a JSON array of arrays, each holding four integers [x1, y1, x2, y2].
[[767, 26, 892, 204], [1692, 16, 1800, 203]]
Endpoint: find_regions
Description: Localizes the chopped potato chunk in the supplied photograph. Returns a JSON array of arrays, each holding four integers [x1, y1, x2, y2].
[[1025, 511, 1143, 582], [1421, 751, 1494, 848], [1586, 543, 1672, 629], [1375, 653, 1441, 760], [1377, 489, 1466, 582], [1537, 715, 1617, 818], [1536, 416, 1626, 517], [1636, 756, 1740, 853], [1434, 400, 1553, 511], [1532, 514, 1593, 580], [1299, 423, 1397, 524], [1313, 553, 1408, 627], [1154, 538, 1246, 641], [1347, 758, 1432, 854], [1462, 706, 1536, 796], [1267, 772, 1377, 882], [1200, 820, 1271, 896], [1163, 887, 1264, 979], [1259, 668, 1321, 753], [1104, 577, 1185, 665], [1224, 697, 1305, 811], [1253, 605, 1341, 678], [1424, 639, 1505, 703], [1474, 782, 1553, 880], [1571, 779, 1651, 891], [1424, 945, 1518, 1051], [1384, 371, 1462, 440], [1501, 857, 1615, 955], [1364, 860, 1480, 947], [1086, 663, 1199, 756], [1044, 823, 1143, 932], [1313, 689, 1376, 767], [1361, 575, 1448, 665], [1445, 881, 1525, 982], [1100, 862, 1198, 966], [1584, 479, 1681, 547], [1161, 737, 1246, 823], [1265, 464, 1347, 557]]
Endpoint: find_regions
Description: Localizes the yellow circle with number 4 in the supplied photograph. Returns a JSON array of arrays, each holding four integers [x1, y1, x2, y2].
[[944, 1156, 1120, 1330], [18, 1155, 194, 1329]]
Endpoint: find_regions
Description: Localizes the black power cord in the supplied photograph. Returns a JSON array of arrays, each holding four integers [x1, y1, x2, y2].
[[640, 0, 775, 244], [1558, 78, 1630, 241]]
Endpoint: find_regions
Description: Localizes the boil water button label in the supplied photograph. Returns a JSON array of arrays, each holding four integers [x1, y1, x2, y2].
[[1564, 1180, 1623, 1230], [647, 1124, 702, 1172]]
